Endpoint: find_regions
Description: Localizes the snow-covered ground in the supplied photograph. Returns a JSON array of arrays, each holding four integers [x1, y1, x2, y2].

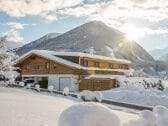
[[100, 77, 168, 107], [0, 87, 138, 126]]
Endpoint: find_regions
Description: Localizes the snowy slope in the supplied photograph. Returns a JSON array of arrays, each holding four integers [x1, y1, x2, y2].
[[100, 77, 168, 107], [16, 33, 61, 55], [0, 87, 139, 126], [149, 47, 168, 60]]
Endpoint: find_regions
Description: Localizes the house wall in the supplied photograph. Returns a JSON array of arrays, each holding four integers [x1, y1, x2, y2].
[[19, 55, 76, 75], [17, 54, 129, 91], [23, 74, 78, 91], [79, 78, 116, 91], [56, 56, 80, 64], [48, 74, 78, 91], [80, 57, 129, 69]]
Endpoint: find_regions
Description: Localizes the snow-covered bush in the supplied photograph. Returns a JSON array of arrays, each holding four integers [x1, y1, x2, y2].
[[58, 102, 121, 126], [77, 90, 102, 102], [0, 36, 19, 85], [19, 82, 25, 87], [63, 87, 69, 96], [27, 84, 31, 89], [100, 81, 168, 107], [35, 84, 40, 91], [119, 77, 165, 91], [123, 110, 156, 126], [153, 106, 168, 126], [48, 85, 54, 92]]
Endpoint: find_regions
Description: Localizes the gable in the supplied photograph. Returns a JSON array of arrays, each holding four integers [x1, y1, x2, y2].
[[17, 54, 77, 75]]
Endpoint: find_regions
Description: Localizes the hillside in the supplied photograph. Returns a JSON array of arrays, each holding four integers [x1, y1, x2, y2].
[[16, 21, 156, 74], [17, 33, 61, 54], [150, 47, 168, 60]]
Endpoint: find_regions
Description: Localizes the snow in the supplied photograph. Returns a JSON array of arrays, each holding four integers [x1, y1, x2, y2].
[[84, 74, 125, 79], [63, 87, 70, 96], [100, 77, 168, 107], [77, 90, 103, 102], [19, 82, 25, 87], [48, 85, 54, 92], [16, 50, 130, 73], [0, 87, 75, 126], [153, 106, 168, 126], [0, 87, 140, 126], [0, 36, 19, 84], [16, 49, 131, 65], [123, 106, 168, 126], [58, 102, 121, 126], [123, 110, 156, 126], [3, 87, 168, 126], [105, 46, 115, 58], [35, 84, 40, 91]]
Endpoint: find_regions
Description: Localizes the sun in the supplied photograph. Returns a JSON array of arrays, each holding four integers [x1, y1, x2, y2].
[[126, 32, 138, 41], [120, 25, 140, 41]]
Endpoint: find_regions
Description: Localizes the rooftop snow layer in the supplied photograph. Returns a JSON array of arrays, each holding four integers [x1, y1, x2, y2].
[[29, 50, 131, 64], [16, 50, 131, 73]]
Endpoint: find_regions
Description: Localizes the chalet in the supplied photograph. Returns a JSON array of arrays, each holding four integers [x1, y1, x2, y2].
[[15, 50, 131, 91]]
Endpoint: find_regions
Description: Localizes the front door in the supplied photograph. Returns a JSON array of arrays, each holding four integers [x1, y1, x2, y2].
[[59, 77, 71, 91]]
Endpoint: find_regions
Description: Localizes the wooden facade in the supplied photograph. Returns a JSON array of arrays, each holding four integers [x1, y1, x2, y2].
[[79, 79, 116, 91], [18, 55, 75, 75], [16, 51, 130, 91]]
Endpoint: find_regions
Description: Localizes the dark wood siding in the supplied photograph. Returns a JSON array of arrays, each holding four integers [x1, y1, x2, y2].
[[80, 57, 129, 69], [56, 56, 80, 64], [79, 79, 116, 91], [19, 55, 76, 75]]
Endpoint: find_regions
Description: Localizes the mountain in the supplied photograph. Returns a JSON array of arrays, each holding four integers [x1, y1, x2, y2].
[[7, 41, 24, 49], [16, 33, 61, 54], [149, 47, 168, 60], [159, 53, 168, 62], [16, 21, 156, 75]]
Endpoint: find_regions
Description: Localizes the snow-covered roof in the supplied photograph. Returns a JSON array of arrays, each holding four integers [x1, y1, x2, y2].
[[16, 50, 131, 73], [25, 50, 131, 64], [84, 74, 126, 79]]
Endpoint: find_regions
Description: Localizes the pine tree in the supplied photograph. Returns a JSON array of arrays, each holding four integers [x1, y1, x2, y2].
[[0, 36, 19, 85]]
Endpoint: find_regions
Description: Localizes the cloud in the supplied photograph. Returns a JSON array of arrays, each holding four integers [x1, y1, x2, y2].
[[0, 0, 83, 22], [59, 3, 103, 17], [1, 29, 24, 42], [1, 0, 167, 23], [4, 22, 27, 29]]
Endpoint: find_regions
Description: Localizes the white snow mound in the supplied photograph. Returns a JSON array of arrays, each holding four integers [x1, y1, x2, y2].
[[58, 102, 121, 126], [153, 106, 168, 126], [123, 110, 156, 126]]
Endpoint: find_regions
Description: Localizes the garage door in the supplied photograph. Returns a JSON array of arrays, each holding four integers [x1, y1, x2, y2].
[[59, 77, 71, 91]]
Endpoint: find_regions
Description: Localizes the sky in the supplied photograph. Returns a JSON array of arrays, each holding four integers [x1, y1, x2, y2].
[[0, 0, 168, 51]]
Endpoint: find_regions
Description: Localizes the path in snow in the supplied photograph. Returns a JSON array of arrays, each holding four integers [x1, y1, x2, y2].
[[0, 87, 138, 126]]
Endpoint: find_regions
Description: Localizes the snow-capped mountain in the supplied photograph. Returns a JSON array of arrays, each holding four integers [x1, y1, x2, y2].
[[149, 47, 168, 60], [7, 41, 24, 49], [16, 21, 156, 75], [16, 32, 61, 54]]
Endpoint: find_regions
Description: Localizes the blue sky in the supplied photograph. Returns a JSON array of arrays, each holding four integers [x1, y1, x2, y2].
[[0, 0, 168, 51]]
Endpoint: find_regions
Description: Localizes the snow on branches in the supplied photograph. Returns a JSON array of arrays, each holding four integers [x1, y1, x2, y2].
[[0, 36, 19, 85]]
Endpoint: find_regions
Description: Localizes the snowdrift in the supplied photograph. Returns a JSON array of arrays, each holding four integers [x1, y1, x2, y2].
[[100, 77, 168, 107], [58, 102, 121, 126], [59, 103, 168, 126]]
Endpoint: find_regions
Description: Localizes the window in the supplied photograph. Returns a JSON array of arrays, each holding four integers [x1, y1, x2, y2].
[[118, 64, 123, 69], [109, 63, 113, 69], [81, 59, 88, 67], [94, 62, 100, 67], [45, 62, 49, 69]]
